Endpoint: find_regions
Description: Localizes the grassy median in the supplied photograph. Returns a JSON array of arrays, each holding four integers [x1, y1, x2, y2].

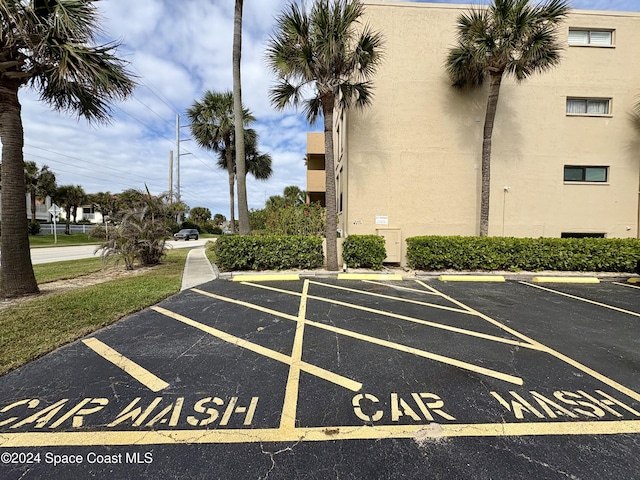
[[0, 249, 188, 376]]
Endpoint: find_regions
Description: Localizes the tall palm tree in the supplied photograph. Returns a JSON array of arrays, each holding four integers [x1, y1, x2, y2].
[[266, 0, 384, 271], [24, 161, 57, 222], [233, 0, 250, 234], [446, 0, 570, 237], [187, 90, 255, 234], [0, 0, 135, 298], [215, 128, 274, 183]]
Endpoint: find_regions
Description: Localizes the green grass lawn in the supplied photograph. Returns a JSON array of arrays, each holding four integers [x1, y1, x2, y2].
[[0, 249, 188, 376], [29, 233, 102, 247], [34, 257, 106, 283]]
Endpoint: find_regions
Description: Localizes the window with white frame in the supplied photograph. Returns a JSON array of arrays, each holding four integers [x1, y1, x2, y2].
[[568, 29, 613, 46], [564, 165, 609, 183], [566, 97, 611, 115]]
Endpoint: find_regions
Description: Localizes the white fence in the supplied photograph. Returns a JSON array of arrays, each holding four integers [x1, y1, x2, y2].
[[38, 224, 96, 235]]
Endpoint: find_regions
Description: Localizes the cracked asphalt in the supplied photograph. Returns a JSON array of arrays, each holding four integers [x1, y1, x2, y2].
[[0, 277, 639, 479]]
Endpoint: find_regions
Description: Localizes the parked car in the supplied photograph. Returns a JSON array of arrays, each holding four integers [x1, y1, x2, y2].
[[174, 228, 199, 241]]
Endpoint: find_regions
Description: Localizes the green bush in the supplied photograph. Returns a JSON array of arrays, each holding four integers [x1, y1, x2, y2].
[[342, 235, 386, 270], [28, 221, 41, 236], [212, 235, 324, 271], [406, 236, 640, 272], [263, 203, 325, 236], [199, 221, 222, 235], [88, 225, 108, 240]]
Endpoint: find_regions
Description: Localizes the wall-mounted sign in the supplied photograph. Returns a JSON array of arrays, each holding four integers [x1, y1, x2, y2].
[[375, 216, 389, 225]]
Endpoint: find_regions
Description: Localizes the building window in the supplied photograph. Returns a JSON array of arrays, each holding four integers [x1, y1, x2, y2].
[[568, 29, 613, 46], [561, 232, 606, 239], [566, 98, 611, 116], [564, 166, 608, 183]]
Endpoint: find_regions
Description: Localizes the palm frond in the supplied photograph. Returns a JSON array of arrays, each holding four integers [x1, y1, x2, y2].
[[1, 0, 135, 122], [446, 0, 570, 88], [266, 0, 383, 121]]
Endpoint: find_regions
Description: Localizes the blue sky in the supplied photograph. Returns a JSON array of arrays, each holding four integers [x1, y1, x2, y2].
[[18, 0, 640, 218]]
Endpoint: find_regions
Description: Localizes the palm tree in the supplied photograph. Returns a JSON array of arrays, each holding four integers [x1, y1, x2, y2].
[[446, 0, 570, 237], [55, 185, 85, 234], [233, 0, 250, 234], [283, 186, 306, 207], [266, 0, 384, 271], [215, 128, 274, 183], [24, 162, 57, 222], [0, 0, 135, 298], [187, 90, 255, 234]]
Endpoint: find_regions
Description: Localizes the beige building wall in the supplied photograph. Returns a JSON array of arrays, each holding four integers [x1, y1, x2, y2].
[[337, 1, 640, 263], [306, 132, 327, 205]]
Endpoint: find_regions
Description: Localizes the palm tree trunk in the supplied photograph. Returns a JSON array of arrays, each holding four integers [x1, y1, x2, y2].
[[0, 83, 39, 298], [233, 0, 250, 235], [321, 96, 339, 271], [65, 206, 71, 235], [225, 147, 236, 234], [479, 72, 503, 237], [30, 194, 37, 222]]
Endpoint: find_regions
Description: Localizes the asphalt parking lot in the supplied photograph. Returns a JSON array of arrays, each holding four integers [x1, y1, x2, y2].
[[0, 277, 638, 479]]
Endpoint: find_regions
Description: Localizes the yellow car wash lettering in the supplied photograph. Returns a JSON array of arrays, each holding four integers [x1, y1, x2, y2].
[[0, 399, 40, 427], [492, 390, 640, 420], [5, 398, 108, 429], [353, 393, 455, 423], [0, 396, 260, 430]]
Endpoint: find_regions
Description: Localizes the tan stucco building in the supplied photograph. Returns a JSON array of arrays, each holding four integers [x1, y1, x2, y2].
[[307, 1, 640, 264]]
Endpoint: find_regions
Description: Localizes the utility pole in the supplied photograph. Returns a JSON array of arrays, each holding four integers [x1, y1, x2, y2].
[[169, 150, 174, 203], [175, 114, 192, 205], [176, 115, 181, 204]]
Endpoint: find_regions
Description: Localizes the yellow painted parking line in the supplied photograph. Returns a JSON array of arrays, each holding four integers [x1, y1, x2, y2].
[[151, 306, 362, 392], [439, 275, 506, 282], [338, 273, 403, 281], [82, 338, 169, 393], [4, 418, 639, 447], [308, 280, 474, 315], [280, 280, 309, 431], [419, 281, 640, 404], [305, 318, 523, 385], [192, 288, 300, 322], [363, 280, 442, 295], [614, 282, 640, 290], [232, 274, 300, 282], [532, 276, 600, 284], [244, 281, 540, 350], [193, 284, 528, 383], [306, 295, 540, 350], [521, 282, 640, 319]]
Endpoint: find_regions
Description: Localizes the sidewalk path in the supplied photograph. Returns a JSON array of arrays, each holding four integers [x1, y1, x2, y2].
[[181, 247, 217, 290]]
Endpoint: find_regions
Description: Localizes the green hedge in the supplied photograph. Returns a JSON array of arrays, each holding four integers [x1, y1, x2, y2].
[[406, 236, 640, 272], [211, 235, 324, 271], [342, 235, 386, 270]]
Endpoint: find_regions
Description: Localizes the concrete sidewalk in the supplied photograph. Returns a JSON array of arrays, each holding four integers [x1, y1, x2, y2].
[[180, 248, 217, 290]]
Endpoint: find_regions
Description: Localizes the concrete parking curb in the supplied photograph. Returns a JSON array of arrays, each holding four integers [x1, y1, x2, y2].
[[438, 275, 506, 282], [532, 277, 600, 284], [337, 273, 403, 281], [231, 274, 300, 282]]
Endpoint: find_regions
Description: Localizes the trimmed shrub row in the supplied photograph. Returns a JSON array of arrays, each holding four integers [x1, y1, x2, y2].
[[406, 236, 640, 272], [342, 234, 386, 270], [211, 235, 324, 271]]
